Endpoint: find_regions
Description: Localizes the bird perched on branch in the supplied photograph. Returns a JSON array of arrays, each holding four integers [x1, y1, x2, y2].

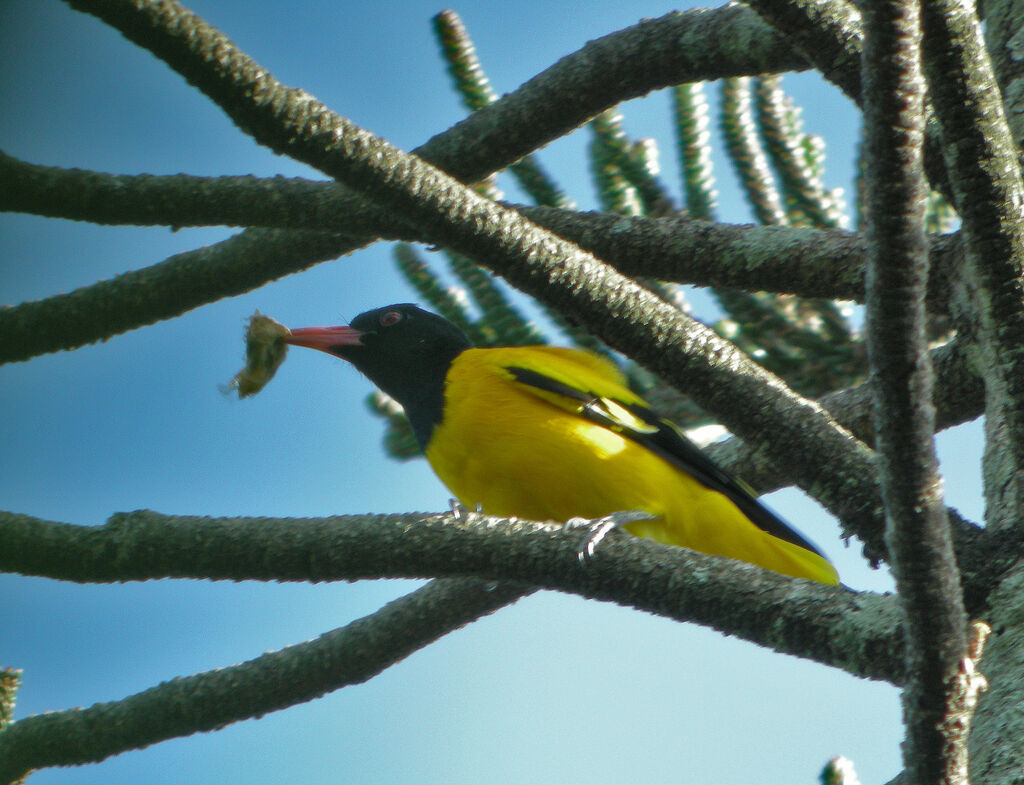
[[283, 303, 838, 584]]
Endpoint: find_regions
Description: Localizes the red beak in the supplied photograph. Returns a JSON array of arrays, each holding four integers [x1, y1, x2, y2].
[[284, 326, 364, 353]]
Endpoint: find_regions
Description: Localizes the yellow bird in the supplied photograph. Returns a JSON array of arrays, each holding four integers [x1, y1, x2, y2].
[[285, 304, 838, 584]]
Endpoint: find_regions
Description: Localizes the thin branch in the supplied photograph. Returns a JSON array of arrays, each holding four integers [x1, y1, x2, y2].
[[720, 77, 788, 226], [0, 576, 530, 782], [589, 110, 676, 215], [0, 509, 904, 684], [392, 244, 483, 342], [431, 9, 572, 209], [754, 74, 843, 228], [861, 2, 968, 782], [0, 670, 19, 732], [443, 250, 546, 346], [673, 81, 717, 219], [0, 670, 22, 785], [589, 111, 644, 216], [920, 0, 1024, 535]]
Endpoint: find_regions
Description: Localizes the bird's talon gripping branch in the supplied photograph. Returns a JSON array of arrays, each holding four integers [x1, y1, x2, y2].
[[448, 499, 484, 523], [565, 510, 655, 562]]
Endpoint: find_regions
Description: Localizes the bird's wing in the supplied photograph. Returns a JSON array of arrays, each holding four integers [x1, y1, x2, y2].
[[502, 360, 826, 557]]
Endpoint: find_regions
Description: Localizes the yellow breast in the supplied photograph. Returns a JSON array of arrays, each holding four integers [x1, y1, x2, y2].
[[425, 347, 837, 584]]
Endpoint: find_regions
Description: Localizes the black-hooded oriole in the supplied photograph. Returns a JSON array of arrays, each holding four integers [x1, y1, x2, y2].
[[284, 303, 838, 584]]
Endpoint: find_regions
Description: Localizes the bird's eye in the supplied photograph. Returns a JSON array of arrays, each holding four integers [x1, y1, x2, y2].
[[379, 310, 402, 327]]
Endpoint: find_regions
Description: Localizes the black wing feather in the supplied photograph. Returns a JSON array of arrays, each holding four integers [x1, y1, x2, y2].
[[506, 366, 825, 557]]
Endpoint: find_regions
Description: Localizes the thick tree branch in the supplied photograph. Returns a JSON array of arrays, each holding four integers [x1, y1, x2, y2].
[[920, 0, 1024, 535], [0, 152, 962, 313], [742, 0, 863, 103], [861, 2, 968, 781], [413, 4, 810, 183], [702, 339, 978, 483], [743, 0, 953, 199], [967, 563, 1024, 780], [981, 0, 1024, 154], [0, 576, 530, 782], [0, 151, 371, 232], [701, 331, 998, 614], [0, 509, 904, 685], [520, 207, 957, 314], [0, 227, 357, 365]]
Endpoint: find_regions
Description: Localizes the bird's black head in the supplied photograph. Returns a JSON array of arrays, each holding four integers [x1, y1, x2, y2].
[[285, 304, 472, 447]]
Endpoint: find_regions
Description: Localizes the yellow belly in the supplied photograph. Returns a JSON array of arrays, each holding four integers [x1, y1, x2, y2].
[[425, 348, 837, 584]]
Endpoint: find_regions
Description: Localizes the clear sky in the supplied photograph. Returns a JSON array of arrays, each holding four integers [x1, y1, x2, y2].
[[0, 1, 984, 783]]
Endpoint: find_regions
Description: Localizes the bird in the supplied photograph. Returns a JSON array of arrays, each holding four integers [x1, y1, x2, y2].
[[283, 303, 838, 585]]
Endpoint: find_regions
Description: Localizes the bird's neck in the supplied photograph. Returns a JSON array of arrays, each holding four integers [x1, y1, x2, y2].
[[371, 349, 464, 451]]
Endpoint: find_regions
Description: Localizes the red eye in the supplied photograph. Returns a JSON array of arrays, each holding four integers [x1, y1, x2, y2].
[[379, 310, 402, 327]]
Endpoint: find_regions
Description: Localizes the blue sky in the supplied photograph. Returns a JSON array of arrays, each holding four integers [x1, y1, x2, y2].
[[0, 1, 984, 783]]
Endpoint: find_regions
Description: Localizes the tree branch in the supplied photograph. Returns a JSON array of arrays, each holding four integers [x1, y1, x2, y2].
[[0, 151, 962, 312], [0, 509, 904, 685], [742, 0, 864, 103], [413, 4, 811, 183], [720, 76, 788, 225], [519, 206, 957, 314], [754, 73, 844, 228], [431, 9, 572, 209], [8, 0, 806, 366], [861, 1, 968, 781], [743, 0, 953, 199], [920, 0, 1024, 535], [966, 563, 1024, 779], [0, 226, 357, 365], [0, 576, 530, 782], [980, 0, 1024, 154], [0, 151, 376, 232]]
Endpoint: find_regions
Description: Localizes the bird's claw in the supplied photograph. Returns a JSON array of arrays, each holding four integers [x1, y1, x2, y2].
[[449, 499, 484, 523], [564, 510, 655, 562]]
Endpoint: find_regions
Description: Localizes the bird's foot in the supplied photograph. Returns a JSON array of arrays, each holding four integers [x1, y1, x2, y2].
[[563, 510, 655, 562], [448, 499, 484, 524]]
